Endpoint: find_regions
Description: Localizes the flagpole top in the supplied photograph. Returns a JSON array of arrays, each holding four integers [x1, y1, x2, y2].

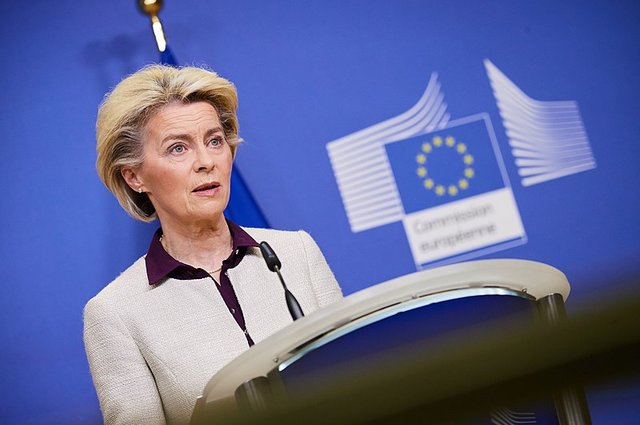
[[137, 0, 168, 53], [138, 0, 163, 17]]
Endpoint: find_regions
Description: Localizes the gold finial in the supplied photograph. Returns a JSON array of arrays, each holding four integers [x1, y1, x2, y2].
[[138, 0, 163, 17], [137, 0, 168, 53]]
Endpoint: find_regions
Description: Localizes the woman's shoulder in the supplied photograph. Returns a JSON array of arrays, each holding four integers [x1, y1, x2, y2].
[[86, 256, 150, 309], [241, 227, 326, 265], [242, 226, 311, 242], [241, 227, 319, 252]]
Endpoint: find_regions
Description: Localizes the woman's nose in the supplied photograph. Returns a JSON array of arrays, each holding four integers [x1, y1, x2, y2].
[[193, 146, 215, 172]]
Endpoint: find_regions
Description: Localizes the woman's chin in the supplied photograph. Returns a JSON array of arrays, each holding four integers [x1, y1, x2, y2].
[[169, 205, 226, 227]]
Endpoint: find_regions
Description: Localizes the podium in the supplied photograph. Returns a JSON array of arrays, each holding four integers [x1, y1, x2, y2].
[[191, 259, 593, 424]]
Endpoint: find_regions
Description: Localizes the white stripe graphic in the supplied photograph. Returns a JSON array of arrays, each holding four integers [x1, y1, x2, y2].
[[490, 408, 537, 425], [327, 74, 450, 232], [485, 59, 596, 186]]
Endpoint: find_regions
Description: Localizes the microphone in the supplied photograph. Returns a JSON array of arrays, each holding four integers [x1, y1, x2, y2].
[[259, 241, 305, 321]]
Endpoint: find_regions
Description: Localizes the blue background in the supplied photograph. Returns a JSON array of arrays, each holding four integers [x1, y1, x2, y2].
[[1, 1, 639, 423]]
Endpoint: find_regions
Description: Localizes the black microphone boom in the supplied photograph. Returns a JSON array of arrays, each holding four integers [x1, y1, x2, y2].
[[259, 241, 305, 321], [258, 240, 281, 272]]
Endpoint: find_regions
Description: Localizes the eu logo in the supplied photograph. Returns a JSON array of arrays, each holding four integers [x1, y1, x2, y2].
[[385, 118, 505, 214]]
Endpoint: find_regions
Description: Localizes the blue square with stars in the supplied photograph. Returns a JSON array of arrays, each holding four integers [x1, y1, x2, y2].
[[385, 117, 506, 214]]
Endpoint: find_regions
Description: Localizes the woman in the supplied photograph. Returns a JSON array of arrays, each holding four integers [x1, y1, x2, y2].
[[84, 65, 342, 425]]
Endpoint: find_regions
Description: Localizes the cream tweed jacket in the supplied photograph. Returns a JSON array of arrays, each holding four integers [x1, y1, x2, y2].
[[83, 228, 342, 425]]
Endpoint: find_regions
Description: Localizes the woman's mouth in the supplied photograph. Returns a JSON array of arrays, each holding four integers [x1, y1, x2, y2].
[[192, 182, 220, 195]]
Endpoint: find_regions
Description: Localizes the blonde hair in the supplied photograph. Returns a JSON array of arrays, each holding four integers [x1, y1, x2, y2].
[[96, 64, 240, 222]]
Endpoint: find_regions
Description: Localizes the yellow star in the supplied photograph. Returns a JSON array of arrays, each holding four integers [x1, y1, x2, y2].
[[435, 185, 445, 196], [448, 185, 458, 196], [416, 153, 426, 164], [456, 143, 467, 154], [445, 136, 455, 147], [464, 154, 474, 165], [433, 136, 443, 147], [417, 167, 427, 177], [458, 179, 469, 190], [424, 179, 434, 189], [464, 168, 475, 178], [421, 142, 432, 153]]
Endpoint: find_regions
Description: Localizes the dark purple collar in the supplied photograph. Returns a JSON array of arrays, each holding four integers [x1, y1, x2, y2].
[[145, 220, 259, 285]]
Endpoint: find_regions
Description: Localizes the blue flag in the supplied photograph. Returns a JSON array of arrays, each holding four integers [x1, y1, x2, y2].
[[385, 118, 505, 214], [160, 47, 270, 228], [160, 46, 178, 67]]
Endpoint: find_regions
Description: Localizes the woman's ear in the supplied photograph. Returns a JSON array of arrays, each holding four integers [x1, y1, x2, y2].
[[121, 167, 144, 193]]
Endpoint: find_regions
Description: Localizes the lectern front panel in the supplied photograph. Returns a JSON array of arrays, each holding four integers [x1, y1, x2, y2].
[[275, 288, 559, 425]]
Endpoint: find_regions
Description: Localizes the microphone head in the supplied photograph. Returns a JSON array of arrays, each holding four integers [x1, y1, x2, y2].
[[259, 241, 281, 272]]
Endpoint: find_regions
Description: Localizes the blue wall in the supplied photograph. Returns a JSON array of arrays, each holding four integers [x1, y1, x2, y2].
[[0, 1, 638, 423]]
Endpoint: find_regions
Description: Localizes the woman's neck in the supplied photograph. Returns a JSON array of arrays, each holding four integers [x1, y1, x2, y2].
[[159, 215, 233, 273]]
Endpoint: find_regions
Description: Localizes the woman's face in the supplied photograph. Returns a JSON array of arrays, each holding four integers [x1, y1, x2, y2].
[[125, 101, 233, 228]]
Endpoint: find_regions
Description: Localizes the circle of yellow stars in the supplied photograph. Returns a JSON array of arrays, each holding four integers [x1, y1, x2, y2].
[[415, 135, 474, 197]]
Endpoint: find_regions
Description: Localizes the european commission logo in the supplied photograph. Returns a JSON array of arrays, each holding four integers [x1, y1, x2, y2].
[[327, 60, 595, 269]]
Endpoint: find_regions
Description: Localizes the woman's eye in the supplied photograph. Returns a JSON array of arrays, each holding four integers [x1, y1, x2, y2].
[[209, 137, 223, 147], [170, 144, 186, 154]]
